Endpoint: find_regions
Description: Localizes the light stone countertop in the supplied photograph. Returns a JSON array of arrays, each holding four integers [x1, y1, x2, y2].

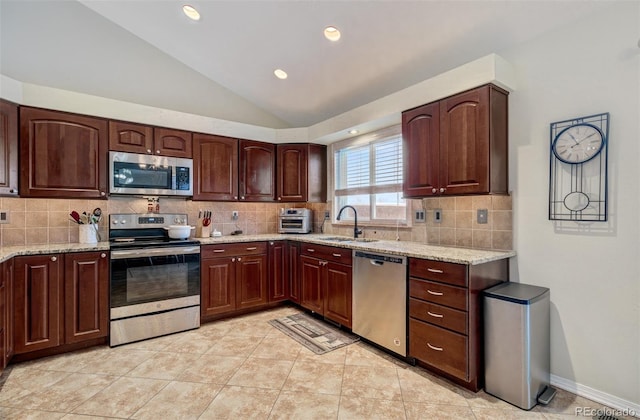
[[0, 234, 515, 265]]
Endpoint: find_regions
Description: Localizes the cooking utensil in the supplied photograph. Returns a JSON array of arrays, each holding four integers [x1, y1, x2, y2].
[[92, 207, 102, 220], [164, 225, 195, 239], [70, 211, 82, 224]]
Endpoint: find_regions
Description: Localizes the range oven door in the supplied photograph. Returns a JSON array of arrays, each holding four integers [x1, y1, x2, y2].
[[110, 245, 200, 319]]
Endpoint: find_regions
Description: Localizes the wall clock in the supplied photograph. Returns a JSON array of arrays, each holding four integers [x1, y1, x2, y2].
[[549, 113, 609, 221]]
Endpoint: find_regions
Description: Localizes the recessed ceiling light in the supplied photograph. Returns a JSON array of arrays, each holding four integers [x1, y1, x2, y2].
[[324, 26, 341, 42], [182, 5, 200, 21], [349, 129, 359, 135], [274, 69, 288, 80]]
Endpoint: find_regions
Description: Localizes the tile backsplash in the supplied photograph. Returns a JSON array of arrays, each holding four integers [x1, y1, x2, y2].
[[0, 195, 512, 251]]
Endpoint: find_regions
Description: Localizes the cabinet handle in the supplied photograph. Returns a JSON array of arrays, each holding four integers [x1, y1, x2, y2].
[[427, 311, 444, 318], [234, 196, 238, 200], [427, 268, 444, 274], [241, 196, 245, 200], [278, 197, 282, 200], [9, 188, 17, 194], [213, 249, 225, 253], [246, 247, 257, 251], [427, 342, 443, 352], [306, 249, 315, 253], [320, 261, 328, 266], [147, 149, 152, 154], [269, 242, 274, 245], [427, 289, 443, 296], [332, 253, 342, 257], [100, 191, 106, 196], [156, 150, 161, 154], [101, 253, 107, 258], [238, 257, 242, 262], [432, 188, 437, 193], [439, 187, 446, 193], [232, 257, 236, 262], [51, 256, 57, 262]]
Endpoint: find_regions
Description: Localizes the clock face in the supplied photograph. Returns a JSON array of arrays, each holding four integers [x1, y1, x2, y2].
[[552, 123, 604, 164]]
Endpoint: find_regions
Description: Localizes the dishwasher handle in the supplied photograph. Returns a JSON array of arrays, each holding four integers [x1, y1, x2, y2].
[[354, 251, 406, 265], [370, 260, 384, 266]]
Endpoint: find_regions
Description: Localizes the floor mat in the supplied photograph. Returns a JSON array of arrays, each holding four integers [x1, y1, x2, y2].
[[268, 313, 359, 354]]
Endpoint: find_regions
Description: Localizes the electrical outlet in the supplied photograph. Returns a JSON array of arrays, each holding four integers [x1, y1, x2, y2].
[[477, 209, 488, 224], [415, 210, 425, 223], [0, 210, 8, 224], [232, 210, 239, 220], [434, 208, 442, 224], [324, 210, 330, 220]]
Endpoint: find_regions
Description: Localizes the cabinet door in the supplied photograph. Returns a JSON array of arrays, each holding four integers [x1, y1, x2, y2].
[[4, 260, 13, 362], [0, 261, 5, 370], [193, 133, 238, 201], [288, 242, 301, 303], [300, 255, 324, 314], [64, 251, 109, 344], [324, 261, 352, 328], [0, 99, 19, 196], [236, 254, 268, 309], [14, 255, 63, 354], [153, 127, 193, 158], [19, 107, 108, 199], [268, 241, 288, 302], [201, 257, 236, 317], [277, 144, 307, 202], [402, 102, 440, 197], [108, 120, 154, 154], [439, 86, 490, 195], [239, 140, 275, 202]]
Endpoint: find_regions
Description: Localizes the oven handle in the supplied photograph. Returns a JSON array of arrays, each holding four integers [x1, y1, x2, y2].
[[110, 246, 200, 259]]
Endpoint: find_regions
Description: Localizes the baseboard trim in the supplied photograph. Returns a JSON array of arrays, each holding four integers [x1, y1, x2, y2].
[[550, 374, 640, 418]]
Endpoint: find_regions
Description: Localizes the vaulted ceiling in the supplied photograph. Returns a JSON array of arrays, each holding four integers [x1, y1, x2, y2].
[[0, 0, 607, 129]]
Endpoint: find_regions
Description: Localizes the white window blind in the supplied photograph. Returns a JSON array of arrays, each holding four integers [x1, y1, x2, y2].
[[333, 126, 407, 223]]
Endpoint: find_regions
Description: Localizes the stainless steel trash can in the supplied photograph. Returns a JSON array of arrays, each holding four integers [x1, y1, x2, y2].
[[484, 282, 552, 410]]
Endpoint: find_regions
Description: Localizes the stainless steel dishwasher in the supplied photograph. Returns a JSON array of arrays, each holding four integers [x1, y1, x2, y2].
[[353, 250, 408, 356]]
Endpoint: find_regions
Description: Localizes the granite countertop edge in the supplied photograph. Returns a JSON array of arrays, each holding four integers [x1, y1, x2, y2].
[[0, 234, 515, 265]]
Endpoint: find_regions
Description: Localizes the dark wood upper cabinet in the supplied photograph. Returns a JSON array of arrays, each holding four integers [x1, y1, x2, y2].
[[64, 251, 109, 344], [402, 84, 508, 197], [154, 127, 192, 158], [0, 99, 19, 196], [109, 121, 192, 158], [277, 143, 327, 202], [108, 120, 154, 154], [193, 133, 238, 201], [239, 140, 276, 202], [19, 107, 108, 199]]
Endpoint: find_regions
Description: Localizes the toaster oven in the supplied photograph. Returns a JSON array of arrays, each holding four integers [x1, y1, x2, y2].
[[278, 208, 312, 234]]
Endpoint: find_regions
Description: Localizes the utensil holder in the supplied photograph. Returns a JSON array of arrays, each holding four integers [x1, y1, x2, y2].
[[79, 224, 98, 244]]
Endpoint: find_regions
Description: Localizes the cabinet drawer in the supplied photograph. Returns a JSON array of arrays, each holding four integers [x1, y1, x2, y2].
[[409, 278, 467, 311], [409, 259, 467, 287], [301, 244, 352, 265], [201, 242, 266, 258], [409, 298, 467, 335], [409, 318, 467, 380]]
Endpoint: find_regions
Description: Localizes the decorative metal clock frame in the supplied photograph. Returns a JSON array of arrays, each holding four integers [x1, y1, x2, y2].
[[549, 112, 609, 222]]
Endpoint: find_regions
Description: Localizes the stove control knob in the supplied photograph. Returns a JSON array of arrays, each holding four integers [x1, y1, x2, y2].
[[112, 220, 119, 225], [121, 220, 127, 224]]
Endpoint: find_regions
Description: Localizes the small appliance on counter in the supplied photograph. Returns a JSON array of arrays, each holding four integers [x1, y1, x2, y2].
[[108, 213, 200, 346], [278, 208, 313, 233]]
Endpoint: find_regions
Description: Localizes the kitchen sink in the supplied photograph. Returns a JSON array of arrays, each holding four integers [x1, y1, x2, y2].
[[322, 236, 378, 243]]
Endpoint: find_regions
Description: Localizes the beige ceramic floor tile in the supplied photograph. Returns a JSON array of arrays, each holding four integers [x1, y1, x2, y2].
[[199, 385, 279, 419], [0, 368, 70, 405], [124, 332, 182, 351], [224, 319, 275, 337], [338, 396, 406, 420], [8, 372, 116, 412], [397, 368, 469, 406], [345, 343, 404, 368], [282, 360, 344, 395], [227, 357, 294, 389], [131, 381, 222, 419], [250, 336, 302, 361], [126, 351, 202, 380], [0, 407, 66, 419], [472, 407, 545, 419], [76, 348, 156, 376], [71, 376, 169, 418], [177, 354, 246, 384], [203, 335, 263, 357], [404, 402, 476, 420], [161, 331, 217, 354], [296, 346, 348, 365], [269, 390, 340, 420], [61, 415, 114, 420], [341, 365, 403, 401]]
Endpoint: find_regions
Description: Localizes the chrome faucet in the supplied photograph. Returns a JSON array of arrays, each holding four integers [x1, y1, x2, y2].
[[336, 205, 363, 239]]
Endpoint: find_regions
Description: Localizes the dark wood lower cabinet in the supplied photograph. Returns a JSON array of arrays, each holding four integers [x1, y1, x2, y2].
[[268, 241, 288, 303], [300, 255, 324, 314], [287, 242, 301, 303], [64, 252, 109, 344], [324, 261, 352, 328], [236, 254, 268, 310], [201, 256, 236, 317], [13, 254, 63, 354]]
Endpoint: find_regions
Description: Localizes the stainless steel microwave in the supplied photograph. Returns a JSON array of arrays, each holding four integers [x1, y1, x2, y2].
[[109, 151, 193, 196]]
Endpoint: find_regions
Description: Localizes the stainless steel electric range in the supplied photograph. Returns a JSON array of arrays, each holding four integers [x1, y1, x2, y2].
[[108, 213, 200, 346]]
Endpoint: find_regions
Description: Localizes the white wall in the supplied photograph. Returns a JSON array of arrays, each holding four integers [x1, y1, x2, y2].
[[500, 1, 639, 409]]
